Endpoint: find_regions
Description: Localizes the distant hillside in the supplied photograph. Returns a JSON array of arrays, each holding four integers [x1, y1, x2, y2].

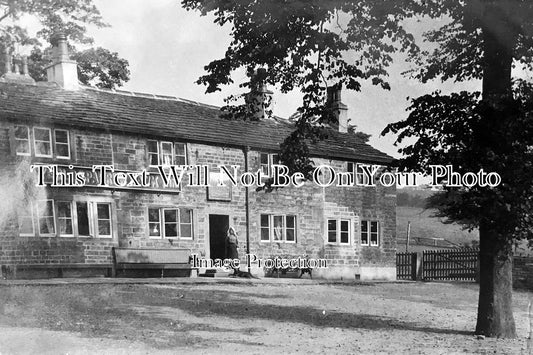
[[396, 187, 479, 249], [396, 186, 437, 208], [395, 187, 533, 254], [397, 207, 479, 248]]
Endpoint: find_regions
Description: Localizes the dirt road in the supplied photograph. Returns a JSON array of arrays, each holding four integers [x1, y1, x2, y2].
[[0, 280, 530, 354]]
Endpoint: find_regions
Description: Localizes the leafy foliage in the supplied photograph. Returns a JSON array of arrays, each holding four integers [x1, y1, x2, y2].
[[383, 83, 533, 240], [182, 1, 533, 336], [0, 0, 106, 50], [72, 47, 130, 89], [181, 0, 420, 171], [0, 0, 130, 89]]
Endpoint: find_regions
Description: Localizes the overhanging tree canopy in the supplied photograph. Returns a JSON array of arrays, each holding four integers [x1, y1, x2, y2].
[[181, 0, 533, 338], [0, 0, 130, 89]]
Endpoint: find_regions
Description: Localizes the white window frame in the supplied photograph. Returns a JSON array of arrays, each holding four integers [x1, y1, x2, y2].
[[327, 219, 338, 244], [174, 142, 187, 165], [259, 214, 297, 243], [148, 140, 188, 167], [259, 153, 279, 177], [160, 141, 174, 166], [148, 207, 193, 240], [147, 139, 160, 166], [260, 214, 270, 242], [326, 218, 352, 245], [285, 215, 297, 243], [339, 219, 351, 245], [18, 201, 35, 236], [148, 208, 162, 238], [14, 125, 31, 156], [361, 220, 379, 246], [54, 129, 71, 159], [74, 200, 95, 237], [95, 202, 112, 238], [178, 208, 193, 240], [24, 198, 114, 238], [347, 162, 369, 185], [56, 201, 74, 237], [37, 199, 56, 236], [33, 127, 53, 158]]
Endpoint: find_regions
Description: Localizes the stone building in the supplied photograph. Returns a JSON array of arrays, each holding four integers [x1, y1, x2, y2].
[[0, 35, 396, 280]]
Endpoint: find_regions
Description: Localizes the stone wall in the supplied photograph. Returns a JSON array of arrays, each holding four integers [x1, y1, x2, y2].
[[0, 119, 397, 279]]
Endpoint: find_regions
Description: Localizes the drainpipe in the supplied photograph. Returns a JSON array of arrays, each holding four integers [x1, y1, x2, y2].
[[243, 146, 251, 273]]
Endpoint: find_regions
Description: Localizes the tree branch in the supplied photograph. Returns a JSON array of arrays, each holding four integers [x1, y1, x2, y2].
[[0, 7, 12, 23]]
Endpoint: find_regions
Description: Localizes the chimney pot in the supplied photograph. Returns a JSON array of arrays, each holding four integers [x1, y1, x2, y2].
[[50, 32, 70, 63], [21, 56, 29, 76], [327, 84, 349, 133], [46, 32, 78, 90], [0, 53, 35, 84], [246, 68, 273, 120]]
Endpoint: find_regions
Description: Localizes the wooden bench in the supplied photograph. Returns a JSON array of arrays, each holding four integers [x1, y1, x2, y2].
[[112, 247, 194, 278], [1, 263, 113, 279]]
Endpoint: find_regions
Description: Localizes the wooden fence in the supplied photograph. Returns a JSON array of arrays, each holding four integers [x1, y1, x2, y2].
[[396, 252, 417, 280], [422, 249, 479, 281]]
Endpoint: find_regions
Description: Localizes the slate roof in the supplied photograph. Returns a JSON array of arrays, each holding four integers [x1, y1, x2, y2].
[[0, 82, 393, 164]]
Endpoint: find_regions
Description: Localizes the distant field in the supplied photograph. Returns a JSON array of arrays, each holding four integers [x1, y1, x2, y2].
[[396, 206, 478, 247]]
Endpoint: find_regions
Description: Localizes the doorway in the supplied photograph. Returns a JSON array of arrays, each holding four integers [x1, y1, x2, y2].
[[209, 214, 229, 260]]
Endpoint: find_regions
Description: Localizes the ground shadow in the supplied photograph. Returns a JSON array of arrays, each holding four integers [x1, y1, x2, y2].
[[0, 283, 474, 350]]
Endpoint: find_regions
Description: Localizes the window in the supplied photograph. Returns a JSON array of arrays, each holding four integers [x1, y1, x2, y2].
[[54, 129, 70, 159], [147, 140, 159, 166], [327, 220, 337, 243], [260, 214, 296, 243], [14, 125, 30, 156], [340, 220, 350, 244], [180, 208, 193, 239], [160, 142, 173, 166], [361, 220, 379, 246], [174, 143, 187, 165], [96, 203, 112, 238], [33, 127, 52, 157], [148, 208, 161, 237], [37, 199, 55, 235], [148, 207, 193, 239], [347, 162, 369, 185], [147, 140, 187, 166], [76, 201, 92, 236], [13, 126, 71, 159], [18, 202, 34, 236], [260, 214, 270, 241], [72, 201, 112, 238], [17, 198, 113, 238], [286, 215, 296, 242], [327, 219, 351, 245], [57, 201, 73, 236], [259, 153, 279, 177]]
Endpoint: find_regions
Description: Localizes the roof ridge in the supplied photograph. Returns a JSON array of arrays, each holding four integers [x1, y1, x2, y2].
[[81, 84, 221, 110]]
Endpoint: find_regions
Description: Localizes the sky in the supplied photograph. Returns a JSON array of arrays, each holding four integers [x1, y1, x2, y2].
[[87, 0, 483, 158]]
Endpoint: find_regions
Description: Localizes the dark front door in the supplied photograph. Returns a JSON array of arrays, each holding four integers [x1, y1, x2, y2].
[[209, 214, 229, 260]]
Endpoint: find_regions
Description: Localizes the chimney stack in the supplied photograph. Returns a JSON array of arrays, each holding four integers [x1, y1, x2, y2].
[[0, 53, 35, 84], [327, 84, 349, 133], [245, 68, 273, 120], [45, 32, 78, 90]]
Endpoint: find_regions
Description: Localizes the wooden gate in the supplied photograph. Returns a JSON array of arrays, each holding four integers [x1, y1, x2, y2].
[[422, 249, 479, 281], [396, 252, 417, 280]]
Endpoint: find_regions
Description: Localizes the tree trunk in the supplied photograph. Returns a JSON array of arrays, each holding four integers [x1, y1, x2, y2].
[[475, 4, 518, 338], [475, 220, 516, 337]]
